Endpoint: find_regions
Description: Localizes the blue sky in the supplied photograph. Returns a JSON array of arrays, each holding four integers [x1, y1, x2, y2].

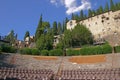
[[0, 0, 120, 40]]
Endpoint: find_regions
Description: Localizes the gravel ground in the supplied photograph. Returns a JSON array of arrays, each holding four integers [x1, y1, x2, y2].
[[0, 53, 120, 73]]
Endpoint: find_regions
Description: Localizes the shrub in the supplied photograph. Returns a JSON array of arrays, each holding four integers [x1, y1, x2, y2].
[[102, 44, 112, 54], [41, 50, 49, 56], [115, 46, 120, 53], [19, 48, 40, 55], [66, 49, 80, 56], [49, 49, 63, 56], [31, 48, 40, 55], [80, 44, 112, 55], [1, 44, 17, 53], [19, 48, 31, 54]]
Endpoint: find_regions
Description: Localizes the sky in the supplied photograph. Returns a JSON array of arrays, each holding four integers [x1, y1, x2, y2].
[[0, 0, 120, 40]]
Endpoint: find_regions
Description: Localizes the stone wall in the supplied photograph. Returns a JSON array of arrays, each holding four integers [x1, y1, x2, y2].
[[67, 10, 120, 46]]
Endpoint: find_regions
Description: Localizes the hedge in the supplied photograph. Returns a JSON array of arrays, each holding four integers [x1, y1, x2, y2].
[[31, 48, 40, 55], [1, 44, 17, 53], [41, 50, 49, 56], [49, 49, 63, 56], [19, 48, 40, 55], [66, 49, 80, 56], [66, 44, 112, 56], [80, 44, 112, 55], [115, 46, 120, 53]]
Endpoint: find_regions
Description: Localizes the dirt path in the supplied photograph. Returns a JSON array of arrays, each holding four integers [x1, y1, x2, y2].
[[69, 55, 106, 64]]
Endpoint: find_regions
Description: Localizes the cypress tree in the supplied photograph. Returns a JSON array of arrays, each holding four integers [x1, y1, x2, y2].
[[110, 0, 115, 11], [104, 2, 109, 12], [35, 14, 43, 41], [99, 6, 104, 14], [53, 21, 57, 35], [80, 10, 84, 20], [57, 22, 62, 35]]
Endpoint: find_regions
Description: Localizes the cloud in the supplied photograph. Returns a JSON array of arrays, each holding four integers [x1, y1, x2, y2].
[[50, 0, 91, 15], [50, 0, 58, 6]]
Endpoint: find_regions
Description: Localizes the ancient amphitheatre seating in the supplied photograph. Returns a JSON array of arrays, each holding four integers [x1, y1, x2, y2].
[[0, 67, 54, 80], [54, 68, 120, 80]]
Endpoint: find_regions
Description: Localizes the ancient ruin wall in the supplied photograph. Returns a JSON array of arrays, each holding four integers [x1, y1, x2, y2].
[[67, 10, 120, 42]]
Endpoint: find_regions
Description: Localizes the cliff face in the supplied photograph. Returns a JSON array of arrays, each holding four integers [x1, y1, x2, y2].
[[67, 10, 120, 46]]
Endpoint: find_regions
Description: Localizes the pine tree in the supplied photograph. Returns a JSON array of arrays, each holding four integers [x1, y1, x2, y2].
[[35, 14, 43, 41], [24, 31, 30, 41]]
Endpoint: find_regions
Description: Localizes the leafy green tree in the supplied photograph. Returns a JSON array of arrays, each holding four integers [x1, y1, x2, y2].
[[63, 30, 72, 48], [41, 21, 50, 36], [36, 28, 53, 50], [53, 21, 57, 35], [44, 28, 54, 50], [72, 24, 93, 47], [36, 34, 45, 50], [5, 30, 16, 44], [24, 31, 30, 41], [35, 14, 43, 41]]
